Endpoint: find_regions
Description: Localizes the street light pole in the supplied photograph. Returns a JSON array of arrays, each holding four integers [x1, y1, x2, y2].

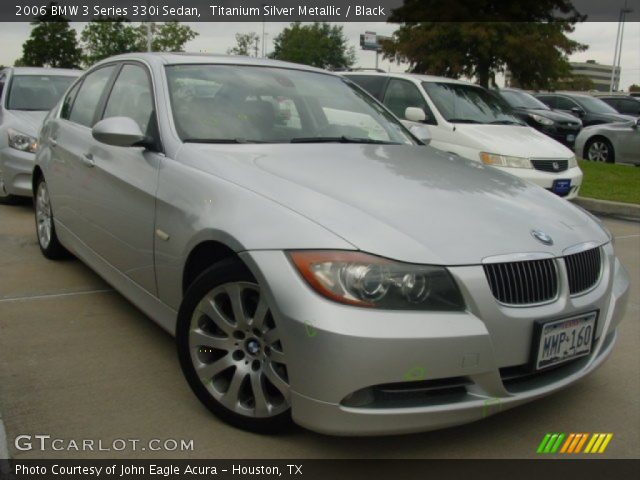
[[610, 1, 633, 92]]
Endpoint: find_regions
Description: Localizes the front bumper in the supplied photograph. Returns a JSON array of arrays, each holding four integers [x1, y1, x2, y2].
[[495, 165, 583, 200], [0, 147, 36, 197], [241, 247, 629, 436]]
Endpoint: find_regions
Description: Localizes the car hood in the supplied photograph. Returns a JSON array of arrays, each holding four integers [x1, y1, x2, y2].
[[452, 124, 574, 158], [593, 112, 636, 123], [181, 143, 609, 265], [6, 110, 48, 135], [520, 108, 582, 124]]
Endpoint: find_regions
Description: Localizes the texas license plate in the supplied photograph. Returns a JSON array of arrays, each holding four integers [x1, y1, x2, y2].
[[534, 312, 597, 370]]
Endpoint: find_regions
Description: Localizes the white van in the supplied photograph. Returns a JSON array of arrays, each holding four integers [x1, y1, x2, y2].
[[344, 72, 583, 199]]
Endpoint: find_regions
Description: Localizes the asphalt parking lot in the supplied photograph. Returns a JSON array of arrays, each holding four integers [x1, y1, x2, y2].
[[0, 200, 638, 459]]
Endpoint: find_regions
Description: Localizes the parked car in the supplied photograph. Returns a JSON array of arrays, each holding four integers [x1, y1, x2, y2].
[[343, 72, 582, 199], [596, 95, 640, 118], [35, 53, 629, 436], [575, 117, 640, 164], [534, 92, 635, 126], [0, 67, 81, 203], [496, 88, 582, 148]]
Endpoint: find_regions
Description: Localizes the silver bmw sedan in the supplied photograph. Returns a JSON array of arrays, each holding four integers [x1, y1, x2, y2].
[[33, 53, 630, 435]]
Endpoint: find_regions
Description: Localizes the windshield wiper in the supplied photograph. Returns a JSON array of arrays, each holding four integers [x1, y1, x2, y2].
[[447, 119, 483, 124], [182, 138, 267, 144], [290, 136, 399, 145]]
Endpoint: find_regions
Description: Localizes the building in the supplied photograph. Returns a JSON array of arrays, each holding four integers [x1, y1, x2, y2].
[[569, 60, 621, 92]]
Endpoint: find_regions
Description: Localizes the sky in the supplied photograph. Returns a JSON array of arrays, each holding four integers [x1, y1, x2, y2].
[[1, 21, 638, 90]]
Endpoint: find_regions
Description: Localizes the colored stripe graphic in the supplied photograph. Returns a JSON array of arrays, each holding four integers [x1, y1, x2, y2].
[[537, 433, 552, 453], [539, 433, 614, 454], [536, 433, 564, 453]]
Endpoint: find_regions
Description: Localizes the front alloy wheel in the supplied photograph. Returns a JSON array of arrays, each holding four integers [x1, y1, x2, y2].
[[177, 260, 291, 433], [586, 139, 614, 163], [34, 177, 68, 259]]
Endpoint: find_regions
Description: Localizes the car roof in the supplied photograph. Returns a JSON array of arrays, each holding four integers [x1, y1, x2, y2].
[[342, 71, 474, 86], [92, 52, 329, 75], [9, 67, 82, 76]]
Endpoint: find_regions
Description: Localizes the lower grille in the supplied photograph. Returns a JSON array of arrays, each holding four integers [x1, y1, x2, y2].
[[531, 159, 569, 173], [565, 247, 602, 295], [484, 259, 558, 305], [341, 377, 471, 409]]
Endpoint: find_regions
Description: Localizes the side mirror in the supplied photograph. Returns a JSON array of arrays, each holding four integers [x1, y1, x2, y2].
[[405, 107, 427, 123], [409, 124, 431, 144], [92, 117, 145, 148], [570, 107, 585, 117]]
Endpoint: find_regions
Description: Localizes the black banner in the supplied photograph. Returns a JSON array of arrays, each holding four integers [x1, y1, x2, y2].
[[0, 0, 639, 22], [1, 459, 639, 480]]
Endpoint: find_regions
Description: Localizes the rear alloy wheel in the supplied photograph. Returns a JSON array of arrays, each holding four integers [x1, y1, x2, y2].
[[35, 177, 69, 259], [585, 138, 615, 163], [177, 259, 291, 433]]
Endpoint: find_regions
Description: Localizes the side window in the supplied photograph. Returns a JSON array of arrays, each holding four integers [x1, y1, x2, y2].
[[537, 95, 555, 108], [103, 64, 154, 135], [556, 96, 578, 110], [347, 75, 388, 100], [69, 66, 115, 127], [383, 79, 435, 124], [619, 99, 640, 115], [60, 81, 81, 120]]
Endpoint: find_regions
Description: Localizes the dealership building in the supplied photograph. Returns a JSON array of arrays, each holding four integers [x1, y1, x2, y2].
[[569, 60, 621, 92]]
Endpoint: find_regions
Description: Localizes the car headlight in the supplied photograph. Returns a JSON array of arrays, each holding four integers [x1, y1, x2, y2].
[[288, 250, 465, 311], [568, 155, 578, 168], [7, 129, 38, 153], [529, 113, 554, 126], [479, 152, 532, 169]]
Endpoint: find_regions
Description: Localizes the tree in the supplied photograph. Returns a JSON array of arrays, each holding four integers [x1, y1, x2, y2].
[[383, 0, 587, 89], [227, 32, 260, 57], [630, 84, 640, 93], [552, 74, 594, 91], [270, 23, 355, 70], [138, 22, 198, 52], [81, 18, 138, 67], [16, 2, 81, 68]]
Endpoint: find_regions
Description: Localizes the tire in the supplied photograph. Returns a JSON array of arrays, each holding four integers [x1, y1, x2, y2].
[[176, 258, 292, 434], [34, 176, 69, 259], [584, 137, 615, 163]]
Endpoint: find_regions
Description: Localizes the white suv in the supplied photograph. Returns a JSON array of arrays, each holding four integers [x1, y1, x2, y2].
[[344, 72, 583, 199]]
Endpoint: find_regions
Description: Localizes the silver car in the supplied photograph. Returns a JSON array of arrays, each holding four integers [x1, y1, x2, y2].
[[34, 54, 630, 435], [575, 118, 640, 165], [0, 67, 80, 203]]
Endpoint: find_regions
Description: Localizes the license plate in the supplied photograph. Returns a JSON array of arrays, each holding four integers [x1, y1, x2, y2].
[[552, 179, 571, 196], [566, 134, 575, 142], [534, 312, 597, 370]]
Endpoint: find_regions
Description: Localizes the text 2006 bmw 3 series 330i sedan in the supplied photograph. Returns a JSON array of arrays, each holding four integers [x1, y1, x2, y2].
[[33, 53, 630, 435]]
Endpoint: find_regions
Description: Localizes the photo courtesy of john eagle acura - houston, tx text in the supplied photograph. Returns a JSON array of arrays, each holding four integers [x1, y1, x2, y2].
[[31, 53, 629, 435]]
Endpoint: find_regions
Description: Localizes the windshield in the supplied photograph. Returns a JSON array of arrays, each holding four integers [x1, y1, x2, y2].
[[574, 95, 620, 115], [165, 65, 416, 144], [422, 82, 523, 125], [499, 90, 549, 110], [7, 75, 76, 111]]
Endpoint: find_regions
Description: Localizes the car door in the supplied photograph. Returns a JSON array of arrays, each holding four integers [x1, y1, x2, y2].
[[617, 124, 640, 163], [77, 62, 162, 294], [48, 65, 117, 235], [555, 96, 583, 119], [382, 78, 435, 125], [617, 98, 640, 117]]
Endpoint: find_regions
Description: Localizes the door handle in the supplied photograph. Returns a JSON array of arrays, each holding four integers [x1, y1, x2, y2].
[[81, 152, 95, 167]]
